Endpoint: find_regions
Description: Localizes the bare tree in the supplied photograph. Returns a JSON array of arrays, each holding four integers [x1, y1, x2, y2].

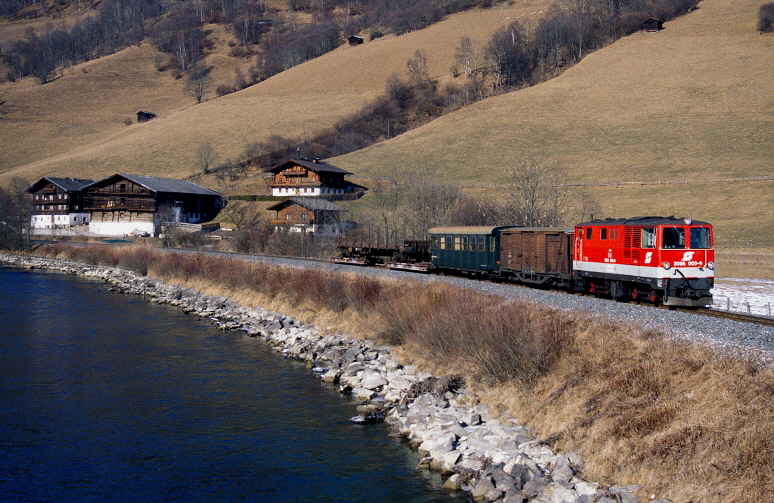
[[196, 142, 217, 174], [406, 49, 431, 86], [219, 200, 261, 230], [0, 177, 32, 250], [368, 178, 407, 247], [450, 195, 504, 226], [455, 36, 477, 78], [404, 173, 460, 238], [185, 65, 213, 104], [503, 159, 568, 227]]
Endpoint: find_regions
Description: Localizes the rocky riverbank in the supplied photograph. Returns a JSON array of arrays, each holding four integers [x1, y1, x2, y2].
[[0, 253, 654, 503]]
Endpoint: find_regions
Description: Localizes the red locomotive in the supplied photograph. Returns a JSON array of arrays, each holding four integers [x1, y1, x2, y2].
[[573, 216, 714, 307]]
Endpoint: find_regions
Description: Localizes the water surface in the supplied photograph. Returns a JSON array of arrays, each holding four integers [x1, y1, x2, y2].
[[0, 266, 466, 502]]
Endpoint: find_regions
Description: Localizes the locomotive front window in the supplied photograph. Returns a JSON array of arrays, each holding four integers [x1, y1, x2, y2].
[[642, 228, 656, 248], [690, 227, 712, 249], [662, 227, 685, 249]]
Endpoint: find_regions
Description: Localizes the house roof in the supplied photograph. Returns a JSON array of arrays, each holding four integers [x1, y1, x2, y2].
[[267, 197, 345, 212], [269, 159, 352, 176], [27, 177, 95, 193], [89, 173, 222, 197]]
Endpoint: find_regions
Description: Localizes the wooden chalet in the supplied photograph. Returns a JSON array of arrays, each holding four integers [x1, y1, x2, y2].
[[27, 177, 94, 229], [642, 18, 664, 32], [268, 159, 367, 200], [267, 197, 345, 235], [84, 173, 224, 236], [347, 35, 364, 46]]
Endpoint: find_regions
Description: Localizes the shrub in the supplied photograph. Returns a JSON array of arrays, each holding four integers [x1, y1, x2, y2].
[[759, 2, 774, 32]]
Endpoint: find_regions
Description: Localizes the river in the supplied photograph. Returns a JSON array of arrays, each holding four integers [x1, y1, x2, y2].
[[0, 266, 467, 503]]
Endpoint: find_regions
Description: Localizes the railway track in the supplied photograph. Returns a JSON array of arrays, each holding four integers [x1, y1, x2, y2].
[[36, 240, 774, 328], [687, 308, 774, 327]]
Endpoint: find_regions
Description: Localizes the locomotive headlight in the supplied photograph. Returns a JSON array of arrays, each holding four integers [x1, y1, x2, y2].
[[662, 261, 671, 270], [707, 261, 715, 270]]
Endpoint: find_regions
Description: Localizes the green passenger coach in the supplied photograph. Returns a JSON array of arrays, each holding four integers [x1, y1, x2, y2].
[[428, 226, 519, 273]]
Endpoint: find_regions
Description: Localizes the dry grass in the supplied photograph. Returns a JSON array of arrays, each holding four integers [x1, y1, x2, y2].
[[476, 320, 774, 503], [335, 0, 774, 183], [0, 3, 541, 183], [332, 0, 774, 247], [36, 243, 774, 502]]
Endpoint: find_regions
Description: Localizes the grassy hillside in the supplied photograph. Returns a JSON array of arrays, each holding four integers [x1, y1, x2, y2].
[[0, 3, 545, 183], [331, 0, 774, 247]]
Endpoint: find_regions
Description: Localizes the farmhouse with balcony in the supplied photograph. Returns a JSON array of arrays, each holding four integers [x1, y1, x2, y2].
[[27, 177, 95, 229], [268, 159, 367, 199], [84, 174, 224, 236], [267, 197, 345, 235]]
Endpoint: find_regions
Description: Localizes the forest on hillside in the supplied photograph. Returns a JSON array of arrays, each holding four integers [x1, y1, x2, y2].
[[0, 0, 492, 84]]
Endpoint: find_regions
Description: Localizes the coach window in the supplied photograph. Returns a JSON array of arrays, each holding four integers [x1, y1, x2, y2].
[[461, 236, 469, 251], [662, 227, 685, 249], [478, 236, 486, 252], [454, 236, 461, 251], [601, 228, 607, 240], [585, 227, 593, 240], [439, 236, 446, 250], [432, 235, 439, 249], [690, 227, 712, 249], [490, 237, 496, 253], [642, 228, 656, 248]]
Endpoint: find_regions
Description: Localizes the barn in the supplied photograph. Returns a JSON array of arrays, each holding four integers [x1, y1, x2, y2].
[[84, 174, 224, 236], [642, 18, 664, 32]]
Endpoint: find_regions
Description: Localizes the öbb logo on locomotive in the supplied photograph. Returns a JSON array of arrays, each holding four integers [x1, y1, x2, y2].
[[337, 215, 715, 308]]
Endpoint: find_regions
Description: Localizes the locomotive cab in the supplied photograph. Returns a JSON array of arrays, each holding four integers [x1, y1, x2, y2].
[[573, 216, 714, 307]]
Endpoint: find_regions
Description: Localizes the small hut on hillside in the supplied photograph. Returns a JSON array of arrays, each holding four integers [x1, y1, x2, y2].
[[642, 18, 664, 32]]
